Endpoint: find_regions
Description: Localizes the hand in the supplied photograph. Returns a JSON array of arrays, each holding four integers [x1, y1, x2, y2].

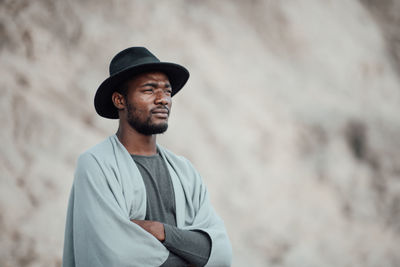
[[131, 219, 165, 241]]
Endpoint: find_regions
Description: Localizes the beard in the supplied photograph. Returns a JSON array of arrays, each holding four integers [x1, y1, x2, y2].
[[126, 102, 169, 136]]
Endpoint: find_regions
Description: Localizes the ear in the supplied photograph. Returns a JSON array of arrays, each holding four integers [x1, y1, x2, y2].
[[112, 92, 126, 110]]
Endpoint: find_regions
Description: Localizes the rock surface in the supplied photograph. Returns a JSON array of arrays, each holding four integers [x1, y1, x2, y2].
[[1, 0, 400, 266]]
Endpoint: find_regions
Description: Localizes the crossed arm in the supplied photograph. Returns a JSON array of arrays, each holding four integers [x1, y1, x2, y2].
[[131, 219, 211, 267], [131, 219, 166, 241]]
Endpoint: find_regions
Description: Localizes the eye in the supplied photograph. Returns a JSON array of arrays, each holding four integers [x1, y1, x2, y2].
[[143, 88, 154, 94]]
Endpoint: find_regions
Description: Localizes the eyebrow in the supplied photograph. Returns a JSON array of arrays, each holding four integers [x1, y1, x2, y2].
[[141, 82, 171, 88]]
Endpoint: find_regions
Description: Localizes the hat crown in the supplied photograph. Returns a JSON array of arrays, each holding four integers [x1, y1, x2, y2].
[[109, 47, 161, 75]]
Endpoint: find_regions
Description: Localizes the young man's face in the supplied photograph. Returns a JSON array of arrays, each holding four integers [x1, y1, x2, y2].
[[120, 71, 172, 135]]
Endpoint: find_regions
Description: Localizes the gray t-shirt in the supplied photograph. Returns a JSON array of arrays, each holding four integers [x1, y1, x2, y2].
[[131, 152, 211, 267]]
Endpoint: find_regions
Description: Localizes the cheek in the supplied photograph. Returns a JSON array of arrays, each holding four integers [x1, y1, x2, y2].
[[128, 97, 149, 110]]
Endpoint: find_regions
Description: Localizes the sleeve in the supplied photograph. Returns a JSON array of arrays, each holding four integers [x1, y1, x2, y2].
[[62, 153, 169, 267], [163, 224, 211, 267], [182, 160, 233, 267]]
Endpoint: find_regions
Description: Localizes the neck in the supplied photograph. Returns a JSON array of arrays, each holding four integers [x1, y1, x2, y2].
[[116, 120, 157, 156]]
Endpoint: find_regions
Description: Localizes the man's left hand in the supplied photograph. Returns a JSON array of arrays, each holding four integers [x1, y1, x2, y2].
[[131, 219, 165, 242]]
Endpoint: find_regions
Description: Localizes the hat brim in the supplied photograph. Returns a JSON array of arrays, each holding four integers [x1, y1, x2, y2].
[[94, 62, 189, 119]]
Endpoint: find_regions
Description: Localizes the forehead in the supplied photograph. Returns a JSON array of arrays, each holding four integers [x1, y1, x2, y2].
[[129, 71, 170, 85]]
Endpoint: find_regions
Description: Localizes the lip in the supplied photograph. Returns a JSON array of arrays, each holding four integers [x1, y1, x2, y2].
[[151, 108, 169, 119], [152, 108, 169, 114]]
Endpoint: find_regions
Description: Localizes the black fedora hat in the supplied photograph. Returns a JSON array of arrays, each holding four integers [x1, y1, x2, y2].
[[94, 47, 190, 119]]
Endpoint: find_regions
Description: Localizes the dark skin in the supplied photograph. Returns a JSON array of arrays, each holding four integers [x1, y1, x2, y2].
[[112, 71, 172, 242]]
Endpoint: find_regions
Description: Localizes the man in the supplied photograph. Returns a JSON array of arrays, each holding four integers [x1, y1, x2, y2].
[[62, 47, 232, 267]]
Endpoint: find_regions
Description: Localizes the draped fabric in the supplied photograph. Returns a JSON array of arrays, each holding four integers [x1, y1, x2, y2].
[[62, 135, 232, 267]]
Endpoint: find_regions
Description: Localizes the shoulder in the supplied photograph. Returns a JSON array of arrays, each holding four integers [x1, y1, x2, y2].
[[158, 145, 203, 184], [75, 136, 116, 170], [79, 136, 115, 159], [73, 136, 121, 188], [158, 145, 195, 169]]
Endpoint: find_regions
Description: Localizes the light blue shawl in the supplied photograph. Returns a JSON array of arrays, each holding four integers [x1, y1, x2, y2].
[[62, 135, 232, 267]]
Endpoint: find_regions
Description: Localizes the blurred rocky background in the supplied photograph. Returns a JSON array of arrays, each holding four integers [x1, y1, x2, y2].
[[1, 0, 400, 266]]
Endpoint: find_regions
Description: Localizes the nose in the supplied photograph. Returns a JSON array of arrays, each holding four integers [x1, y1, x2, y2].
[[154, 90, 171, 106]]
